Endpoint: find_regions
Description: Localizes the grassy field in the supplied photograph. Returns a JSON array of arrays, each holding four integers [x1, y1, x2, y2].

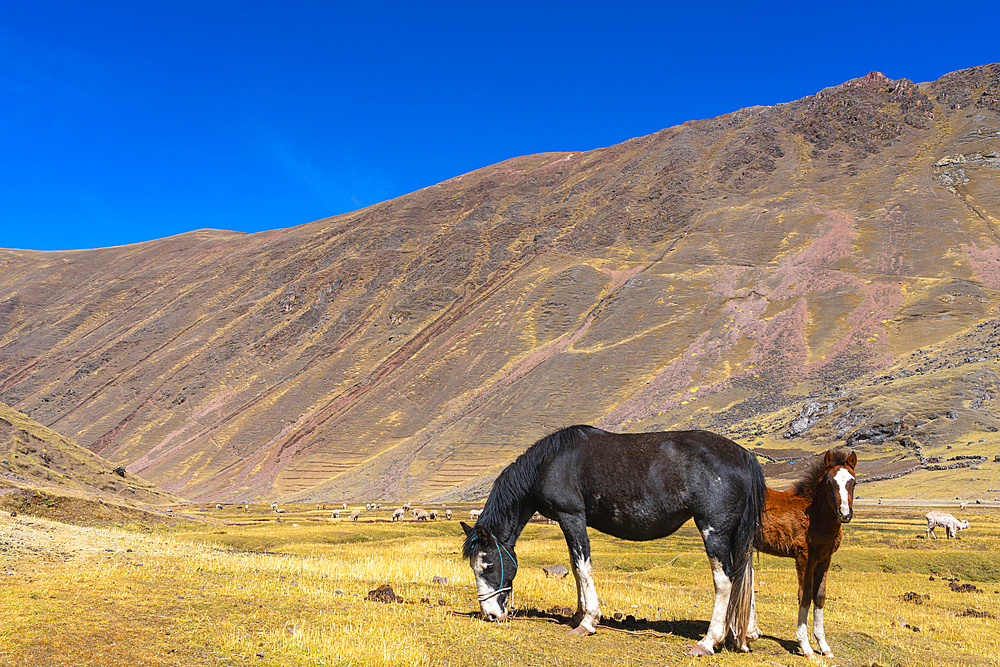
[[1, 502, 998, 666]]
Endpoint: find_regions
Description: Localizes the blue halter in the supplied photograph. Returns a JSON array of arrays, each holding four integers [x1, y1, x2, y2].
[[472, 532, 518, 603]]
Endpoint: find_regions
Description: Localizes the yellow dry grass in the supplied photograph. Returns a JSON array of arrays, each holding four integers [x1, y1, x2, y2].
[[1, 503, 998, 666]]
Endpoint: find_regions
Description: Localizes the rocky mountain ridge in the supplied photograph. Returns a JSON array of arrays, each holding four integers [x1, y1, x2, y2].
[[1, 64, 999, 502]]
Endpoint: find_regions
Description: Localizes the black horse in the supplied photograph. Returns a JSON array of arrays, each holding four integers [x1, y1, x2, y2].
[[461, 425, 765, 655]]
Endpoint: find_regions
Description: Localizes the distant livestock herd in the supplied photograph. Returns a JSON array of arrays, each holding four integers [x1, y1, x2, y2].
[[205, 502, 480, 522], [331, 504, 474, 522], [204, 504, 976, 541]]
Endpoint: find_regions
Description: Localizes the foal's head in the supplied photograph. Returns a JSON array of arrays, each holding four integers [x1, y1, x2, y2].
[[461, 522, 519, 622], [820, 448, 857, 523]]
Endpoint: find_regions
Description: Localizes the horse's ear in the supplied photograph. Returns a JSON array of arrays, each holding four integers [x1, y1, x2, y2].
[[824, 449, 834, 467], [846, 450, 857, 469], [474, 524, 493, 547], [460, 521, 474, 537]]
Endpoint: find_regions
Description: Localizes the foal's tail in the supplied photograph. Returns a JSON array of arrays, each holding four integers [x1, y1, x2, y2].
[[725, 446, 766, 650]]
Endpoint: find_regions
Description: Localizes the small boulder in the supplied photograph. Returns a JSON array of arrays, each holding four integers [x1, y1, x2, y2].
[[367, 584, 401, 603], [950, 582, 983, 593]]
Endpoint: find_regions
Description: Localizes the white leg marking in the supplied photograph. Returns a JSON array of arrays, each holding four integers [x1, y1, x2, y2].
[[573, 556, 601, 633], [747, 568, 760, 641], [571, 557, 586, 620], [814, 606, 832, 656], [695, 558, 731, 654], [796, 604, 814, 656]]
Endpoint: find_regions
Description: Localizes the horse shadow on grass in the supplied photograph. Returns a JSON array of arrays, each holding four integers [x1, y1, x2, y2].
[[752, 633, 802, 656], [514, 608, 801, 655], [516, 606, 699, 636]]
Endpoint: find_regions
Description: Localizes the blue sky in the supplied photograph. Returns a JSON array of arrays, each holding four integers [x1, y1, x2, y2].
[[3, 1, 997, 251]]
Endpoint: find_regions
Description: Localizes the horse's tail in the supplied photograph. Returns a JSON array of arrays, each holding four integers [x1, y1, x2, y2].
[[724, 446, 766, 650]]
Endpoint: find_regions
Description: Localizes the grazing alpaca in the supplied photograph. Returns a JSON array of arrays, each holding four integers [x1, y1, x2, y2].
[[925, 511, 969, 539]]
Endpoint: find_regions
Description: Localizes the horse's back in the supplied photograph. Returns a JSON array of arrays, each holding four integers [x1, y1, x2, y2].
[[576, 428, 756, 490], [532, 427, 760, 540]]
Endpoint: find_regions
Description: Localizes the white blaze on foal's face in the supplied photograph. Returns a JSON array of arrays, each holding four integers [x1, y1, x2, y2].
[[833, 468, 855, 522]]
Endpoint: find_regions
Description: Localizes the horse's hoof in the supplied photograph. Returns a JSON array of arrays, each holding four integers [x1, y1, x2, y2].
[[688, 644, 713, 656], [568, 625, 595, 637], [822, 651, 835, 658]]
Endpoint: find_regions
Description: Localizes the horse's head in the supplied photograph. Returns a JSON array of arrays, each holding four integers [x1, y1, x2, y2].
[[823, 449, 857, 523], [461, 521, 518, 622]]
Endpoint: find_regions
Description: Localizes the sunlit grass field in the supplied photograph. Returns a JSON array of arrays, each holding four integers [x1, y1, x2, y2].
[[2, 502, 998, 666]]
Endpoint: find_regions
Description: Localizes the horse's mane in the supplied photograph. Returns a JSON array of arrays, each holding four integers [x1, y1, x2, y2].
[[789, 447, 854, 499], [463, 425, 603, 558]]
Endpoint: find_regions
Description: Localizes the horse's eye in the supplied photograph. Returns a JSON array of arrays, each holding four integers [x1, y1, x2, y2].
[[482, 561, 494, 572]]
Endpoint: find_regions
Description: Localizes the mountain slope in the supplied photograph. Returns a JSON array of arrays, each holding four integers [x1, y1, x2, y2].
[[0, 402, 179, 506], [1, 65, 999, 502]]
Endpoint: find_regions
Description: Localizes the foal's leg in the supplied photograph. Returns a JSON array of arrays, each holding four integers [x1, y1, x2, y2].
[[795, 557, 818, 658], [810, 559, 834, 657], [558, 515, 600, 636]]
